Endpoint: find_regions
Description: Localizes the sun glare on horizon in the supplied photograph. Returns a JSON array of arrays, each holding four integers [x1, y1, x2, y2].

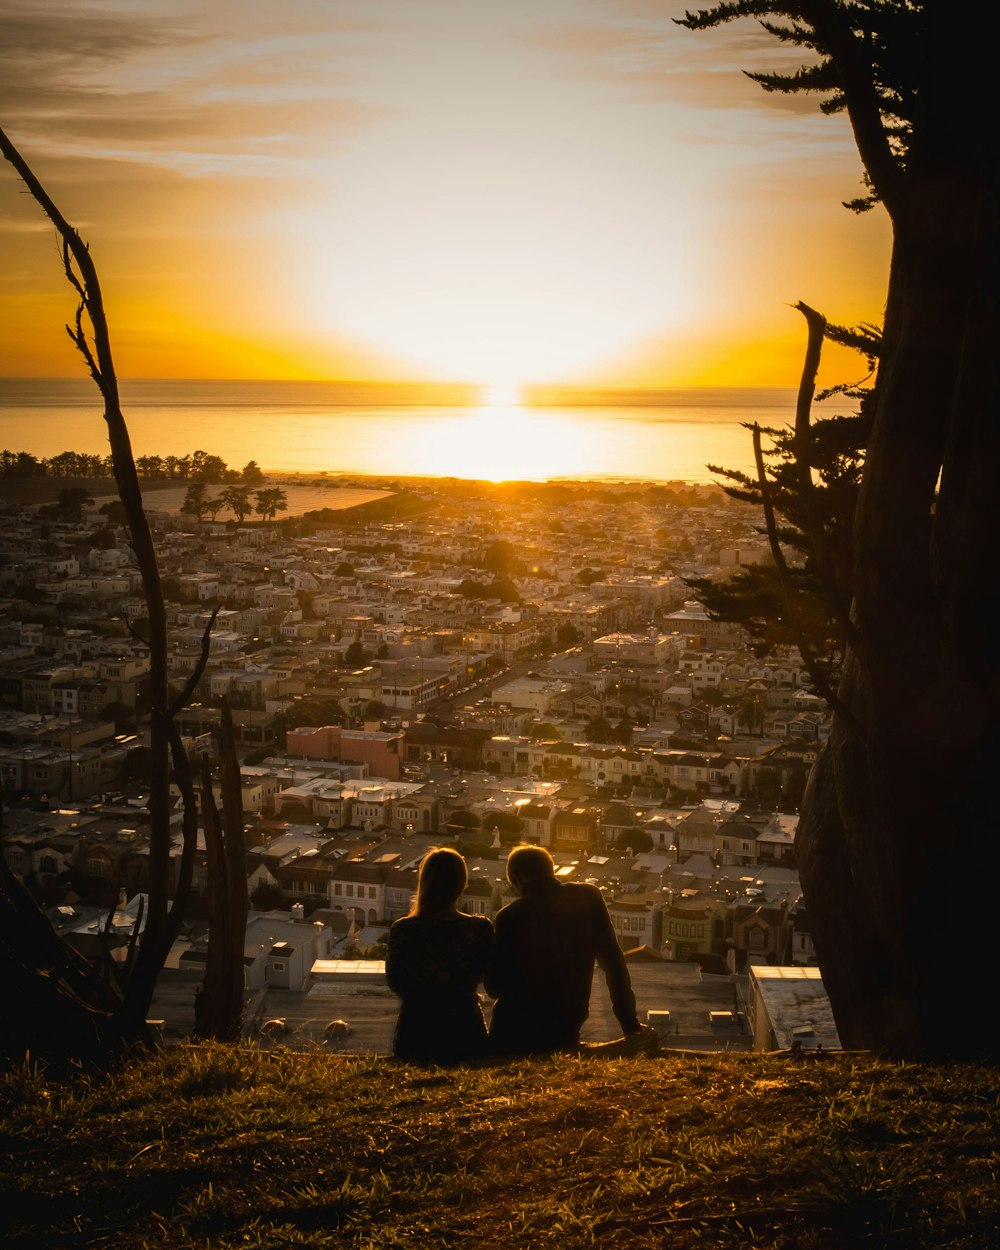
[[482, 379, 523, 407]]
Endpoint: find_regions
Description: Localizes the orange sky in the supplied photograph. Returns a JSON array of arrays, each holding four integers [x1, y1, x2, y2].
[[0, 0, 890, 392]]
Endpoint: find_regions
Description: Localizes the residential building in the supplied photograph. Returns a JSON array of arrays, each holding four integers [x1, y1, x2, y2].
[[746, 965, 841, 1051], [286, 724, 403, 780]]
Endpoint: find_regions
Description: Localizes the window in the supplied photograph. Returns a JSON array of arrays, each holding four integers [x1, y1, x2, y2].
[[672, 921, 693, 938], [271, 960, 286, 972], [748, 928, 766, 949], [39, 855, 58, 874], [85, 857, 109, 877]]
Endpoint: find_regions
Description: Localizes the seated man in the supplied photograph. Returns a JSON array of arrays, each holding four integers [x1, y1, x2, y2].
[[486, 844, 647, 1055]]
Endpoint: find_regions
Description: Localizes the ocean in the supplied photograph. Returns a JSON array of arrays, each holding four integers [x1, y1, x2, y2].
[[0, 379, 804, 485]]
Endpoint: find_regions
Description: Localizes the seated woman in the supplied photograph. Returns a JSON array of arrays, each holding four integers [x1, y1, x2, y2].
[[385, 847, 493, 1064]]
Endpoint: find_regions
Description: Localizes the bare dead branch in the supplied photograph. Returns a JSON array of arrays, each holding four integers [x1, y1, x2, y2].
[[0, 125, 198, 1051], [67, 299, 101, 383], [122, 895, 144, 981], [61, 237, 86, 295], [163, 716, 199, 948], [791, 301, 861, 653], [194, 701, 248, 1041], [168, 606, 220, 718], [218, 698, 248, 921]]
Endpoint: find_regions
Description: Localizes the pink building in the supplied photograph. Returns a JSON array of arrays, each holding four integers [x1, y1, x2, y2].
[[285, 725, 402, 781]]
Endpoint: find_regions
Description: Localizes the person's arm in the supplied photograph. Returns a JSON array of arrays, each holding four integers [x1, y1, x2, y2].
[[474, 916, 495, 987], [483, 908, 512, 999], [591, 892, 640, 1034], [385, 920, 420, 998]]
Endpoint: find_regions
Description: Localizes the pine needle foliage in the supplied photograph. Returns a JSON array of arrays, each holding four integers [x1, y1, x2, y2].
[[686, 395, 869, 675], [677, 1, 924, 213]]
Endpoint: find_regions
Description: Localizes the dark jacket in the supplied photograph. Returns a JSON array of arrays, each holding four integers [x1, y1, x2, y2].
[[386, 911, 493, 1064], [485, 877, 639, 1054]]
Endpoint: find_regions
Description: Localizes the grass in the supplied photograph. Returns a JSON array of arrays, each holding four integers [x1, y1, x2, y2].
[[1, 1045, 998, 1249]]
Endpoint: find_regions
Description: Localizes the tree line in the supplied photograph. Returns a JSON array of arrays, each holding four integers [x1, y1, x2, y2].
[[0, 447, 264, 484], [180, 481, 287, 523]]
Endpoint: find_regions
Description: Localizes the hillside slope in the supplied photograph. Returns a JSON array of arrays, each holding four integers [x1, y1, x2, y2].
[[2, 1045, 998, 1249]]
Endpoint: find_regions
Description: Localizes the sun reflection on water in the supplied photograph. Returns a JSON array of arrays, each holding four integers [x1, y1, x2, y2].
[[391, 403, 607, 481], [0, 381, 790, 484]]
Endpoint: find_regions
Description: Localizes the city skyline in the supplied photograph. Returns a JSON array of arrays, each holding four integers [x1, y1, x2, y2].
[[0, 0, 889, 392]]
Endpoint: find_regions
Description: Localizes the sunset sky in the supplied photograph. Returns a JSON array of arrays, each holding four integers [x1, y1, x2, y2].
[[0, 0, 890, 392]]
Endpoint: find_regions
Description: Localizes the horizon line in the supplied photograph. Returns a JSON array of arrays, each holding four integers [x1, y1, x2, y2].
[[0, 376, 800, 408]]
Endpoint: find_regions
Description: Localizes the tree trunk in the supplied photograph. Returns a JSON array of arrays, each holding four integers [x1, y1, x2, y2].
[[195, 700, 249, 1041], [0, 129, 203, 1069], [798, 158, 1000, 1059]]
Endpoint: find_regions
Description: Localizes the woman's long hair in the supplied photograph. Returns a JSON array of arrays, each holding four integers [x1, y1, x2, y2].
[[411, 847, 468, 916]]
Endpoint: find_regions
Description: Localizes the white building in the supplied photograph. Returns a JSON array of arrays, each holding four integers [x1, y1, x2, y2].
[[243, 909, 337, 991], [747, 964, 841, 1052]]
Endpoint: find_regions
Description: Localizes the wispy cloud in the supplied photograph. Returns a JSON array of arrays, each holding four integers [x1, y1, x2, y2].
[[0, 3, 382, 169], [0, 1, 890, 386], [530, 8, 828, 118]]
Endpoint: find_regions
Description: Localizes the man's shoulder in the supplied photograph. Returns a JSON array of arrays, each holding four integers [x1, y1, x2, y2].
[[495, 896, 524, 918], [560, 880, 604, 904], [494, 895, 530, 925], [554, 881, 611, 921]]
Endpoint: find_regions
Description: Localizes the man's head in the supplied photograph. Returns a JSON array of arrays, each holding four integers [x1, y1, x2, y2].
[[506, 844, 555, 895]]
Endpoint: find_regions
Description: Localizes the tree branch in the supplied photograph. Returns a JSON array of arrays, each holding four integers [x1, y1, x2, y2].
[[752, 422, 861, 732], [791, 301, 861, 653], [678, 3, 906, 218], [164, 719, 198, 944], [0, 125, 181, 1046], [168, 607, 219, 719], [798, 0, 905, 218]]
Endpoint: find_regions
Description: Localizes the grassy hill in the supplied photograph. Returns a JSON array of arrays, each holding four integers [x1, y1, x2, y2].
[[2, 1044, 998, 1249]]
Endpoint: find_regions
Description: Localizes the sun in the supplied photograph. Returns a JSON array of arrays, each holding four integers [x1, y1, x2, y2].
[[482, 380, 523, 407]]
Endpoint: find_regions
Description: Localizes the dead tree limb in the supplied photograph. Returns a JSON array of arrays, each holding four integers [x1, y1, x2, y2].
[[0, 126, 219, 1061], [791, 301, 861, 652], [169, 608, 219, 718], [195, 699, 248, 1041]]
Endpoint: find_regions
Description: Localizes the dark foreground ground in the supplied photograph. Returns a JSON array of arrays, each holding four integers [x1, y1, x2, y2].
[[2, 1044, 998, 1249]]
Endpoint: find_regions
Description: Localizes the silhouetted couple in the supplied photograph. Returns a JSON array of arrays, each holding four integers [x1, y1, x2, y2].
[[385, 844, 645, 1064]]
